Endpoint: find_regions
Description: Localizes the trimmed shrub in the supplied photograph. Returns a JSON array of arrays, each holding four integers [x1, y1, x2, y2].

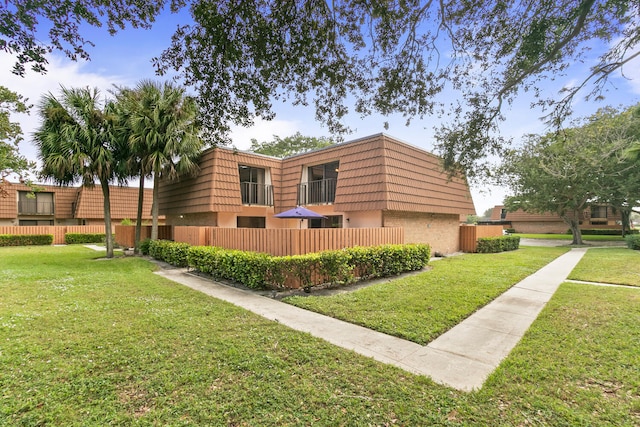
[[566, 228, 638, 236], [476, 235, 521, 253], [0, 234, 54, 246], [343, 245, 382, 280], [148, 241, 431, 290], [64, 233, 106, 244], [148, 240, 190, 267], [318, 250, 353, 285], [625, 234, 640, 250]]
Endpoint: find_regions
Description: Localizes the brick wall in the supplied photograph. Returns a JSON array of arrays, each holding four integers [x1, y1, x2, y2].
[[510, 221, 567, 234], [382, 211, 460, 254]]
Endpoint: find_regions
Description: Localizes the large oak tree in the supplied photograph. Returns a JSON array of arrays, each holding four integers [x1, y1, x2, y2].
[[501, 104, 640, 244]]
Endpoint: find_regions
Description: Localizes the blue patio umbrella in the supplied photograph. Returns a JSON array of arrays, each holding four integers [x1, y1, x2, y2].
[[274, 206, 327, 228], [274, 206, 327, 219]]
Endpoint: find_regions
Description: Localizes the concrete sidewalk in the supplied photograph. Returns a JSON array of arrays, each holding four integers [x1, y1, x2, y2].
[[155, 248, 588, 391]]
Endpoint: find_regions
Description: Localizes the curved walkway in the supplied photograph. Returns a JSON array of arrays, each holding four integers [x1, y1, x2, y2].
[[153, 247, 589, 392]]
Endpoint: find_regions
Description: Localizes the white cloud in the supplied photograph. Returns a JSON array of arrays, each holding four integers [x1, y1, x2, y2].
[[1, 52, 129, 162]]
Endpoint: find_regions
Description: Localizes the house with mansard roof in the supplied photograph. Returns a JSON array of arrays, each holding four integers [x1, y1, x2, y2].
[[0, 182, 159, 226], [488, 205, 623, 233], [158, 133, 476, 254]]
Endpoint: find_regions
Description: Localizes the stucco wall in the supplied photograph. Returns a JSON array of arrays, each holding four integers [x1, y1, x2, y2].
[[383, 211, 460, 254], [165, 212, 218, 227], [345, 210, 383, 228]]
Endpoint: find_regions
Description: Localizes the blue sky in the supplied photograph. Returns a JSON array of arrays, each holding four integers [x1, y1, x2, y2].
[[2, 8, 640, 215]]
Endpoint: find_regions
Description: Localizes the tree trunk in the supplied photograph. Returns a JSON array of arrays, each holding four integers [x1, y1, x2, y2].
[[567, 218, 583, 245], [134, 174, 145, 253], [100, 180, 114, 258], [151, 171, 159, 241], [621, 207, 631, 237], [560, 210, 583, 245]]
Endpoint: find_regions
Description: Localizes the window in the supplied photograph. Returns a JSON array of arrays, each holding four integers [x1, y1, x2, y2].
[[590, 205, 608, 219], [298, 161, 339, 205], [237, 216, 266, 228], [19, 219, 54, 226], [239, 165, 273, 205], [18, 191, 54, 215], [309, 215, 342, 229]]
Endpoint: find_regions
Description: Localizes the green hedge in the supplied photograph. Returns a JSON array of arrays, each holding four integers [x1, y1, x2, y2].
[[147, 240, 431, 290], [148, 240, 191, 268], [566, 228, 638, 235], [0, 234, 54, 247], [476, 235, 521, 253], [625, 234, 640, 250], [64, 233, 106, 244]]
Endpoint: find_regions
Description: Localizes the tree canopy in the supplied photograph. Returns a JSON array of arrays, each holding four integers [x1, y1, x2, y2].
[[248, 132, 334, 158], [500, 104, 640, 244], [4, 1, 640, 176], [0, 85, 32, 196], [1, 0, 170, 75]]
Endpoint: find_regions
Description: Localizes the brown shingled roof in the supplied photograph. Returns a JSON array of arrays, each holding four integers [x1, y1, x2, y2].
[[159, 133, 476, 217], [74, 186, 157, 220], [0, 182, 157, 221]]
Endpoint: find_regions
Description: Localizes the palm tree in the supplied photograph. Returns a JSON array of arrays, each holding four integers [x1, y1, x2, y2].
[[119, 80, 201, 242], [34, 86, 126, 258]]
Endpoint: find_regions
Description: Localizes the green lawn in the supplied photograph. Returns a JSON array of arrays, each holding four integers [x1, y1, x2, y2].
[[284, 246, 570, 344], [568, 247, 640, 287], [474, 282, 640, 425], [2, 246, 638, 425], [514, 233, 625, 241]]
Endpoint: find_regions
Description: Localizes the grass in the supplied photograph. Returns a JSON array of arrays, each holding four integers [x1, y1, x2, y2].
[[473, 282, 640, 425], [514, 233, 625, 241], [284, 246, 570, 344], [2, 245, 639, 425], [568, 247, 640, 287]]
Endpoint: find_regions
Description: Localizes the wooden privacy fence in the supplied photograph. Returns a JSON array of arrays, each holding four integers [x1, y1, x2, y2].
[[172, 226, 405, 256], [459, 224, 505, 252], [0, 225, 108, 245], [114, 225, 174, 248]]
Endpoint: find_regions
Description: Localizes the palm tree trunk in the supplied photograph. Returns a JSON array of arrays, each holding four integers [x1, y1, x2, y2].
[[100, 180, 114, 258], [151, 171, 159, 241], [134, 174, 144, 253]]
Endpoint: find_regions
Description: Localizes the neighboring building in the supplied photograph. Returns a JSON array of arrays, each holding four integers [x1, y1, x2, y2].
[[489, 205, 623, 234], [158, 133, 477, 254], [0, 182, 160, 226]]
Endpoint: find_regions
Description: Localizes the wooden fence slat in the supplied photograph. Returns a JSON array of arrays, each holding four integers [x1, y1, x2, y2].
[[1, 225, 110, 245], [162, 227, 405, 256], [458, 225, 504, 252]]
